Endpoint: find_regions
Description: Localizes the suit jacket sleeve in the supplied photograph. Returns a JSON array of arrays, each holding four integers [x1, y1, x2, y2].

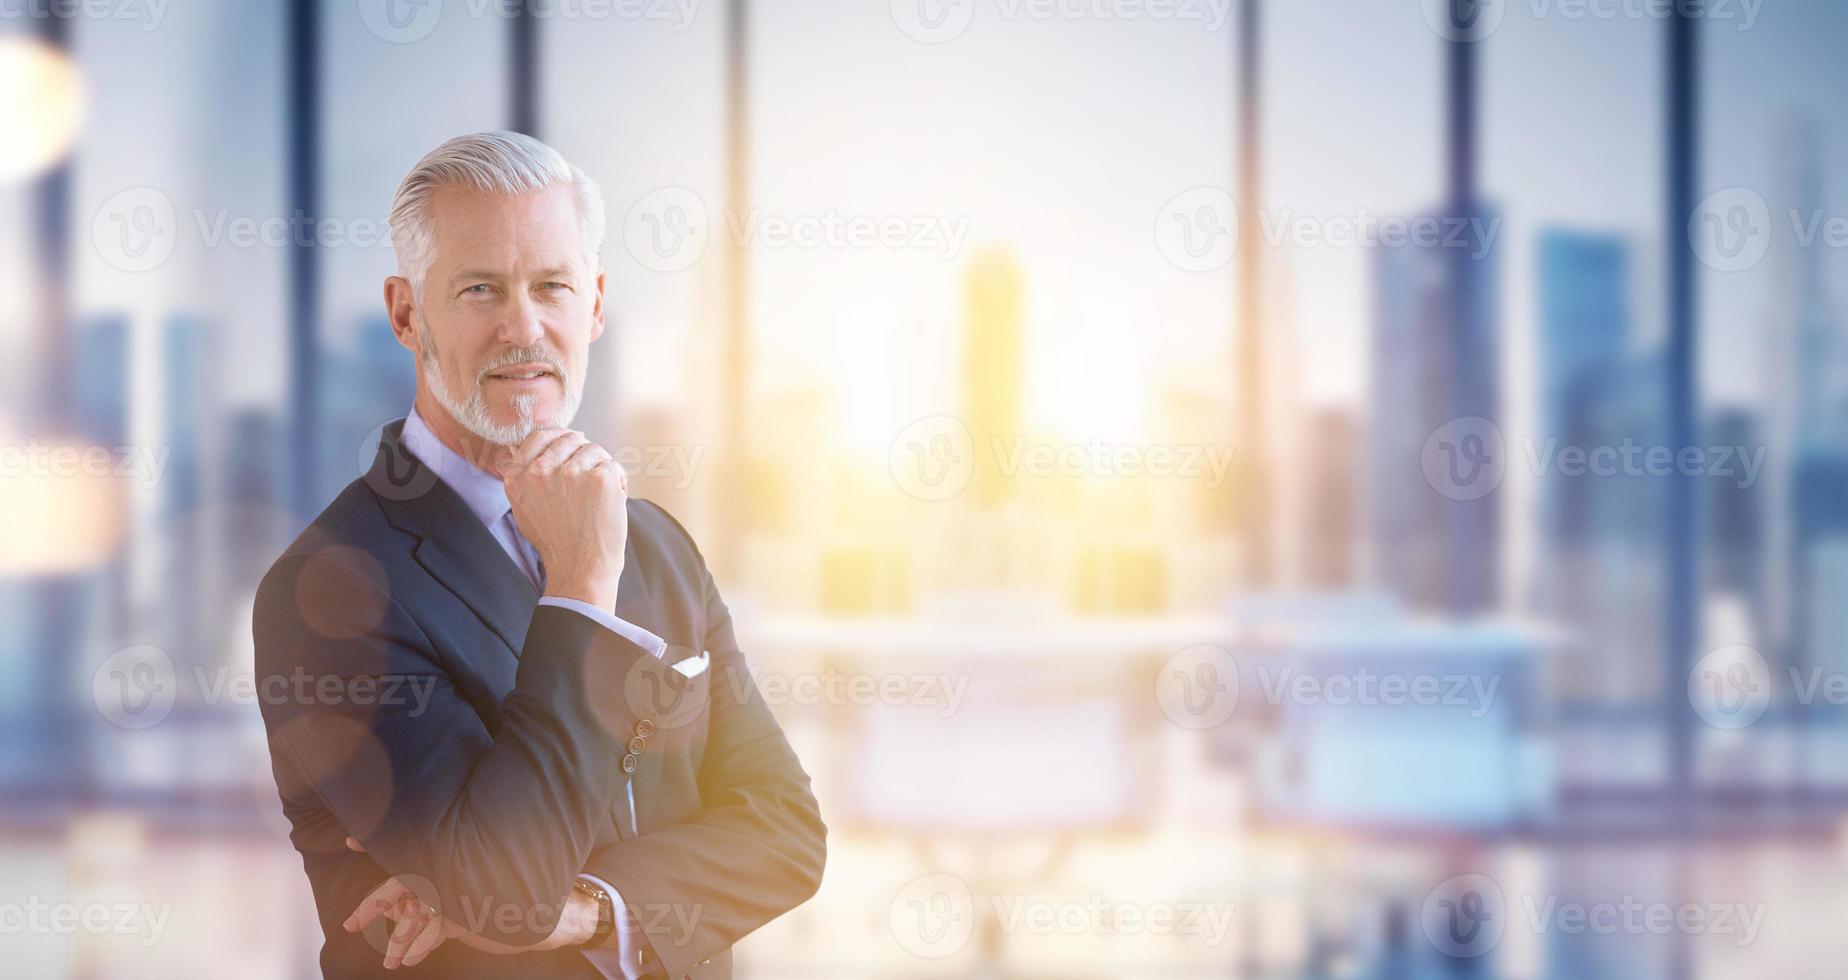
[[254, 548, 684, 947], [581, 516, 828, 978]]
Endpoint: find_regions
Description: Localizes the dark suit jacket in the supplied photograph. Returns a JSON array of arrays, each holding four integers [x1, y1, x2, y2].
[[254, 420, 826, 978]]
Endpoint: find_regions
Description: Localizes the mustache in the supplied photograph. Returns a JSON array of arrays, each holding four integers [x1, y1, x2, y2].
[[473, 345, 566, 384]]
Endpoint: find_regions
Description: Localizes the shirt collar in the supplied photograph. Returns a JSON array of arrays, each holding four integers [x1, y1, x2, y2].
[[400, 404, 512, 529]]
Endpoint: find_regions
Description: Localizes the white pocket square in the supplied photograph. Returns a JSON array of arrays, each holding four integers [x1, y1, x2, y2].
[[671, 650, 711, 678]]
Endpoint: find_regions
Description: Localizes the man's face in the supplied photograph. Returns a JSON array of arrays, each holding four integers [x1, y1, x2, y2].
[[395, 182, 605, 445]]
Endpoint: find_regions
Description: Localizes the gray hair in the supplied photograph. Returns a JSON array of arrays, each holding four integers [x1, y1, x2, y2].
[[388, 131, 605, 293]]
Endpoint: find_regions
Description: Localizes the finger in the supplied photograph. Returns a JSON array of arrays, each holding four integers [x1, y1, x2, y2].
[[590, 455, 628, 486], [501, 427, 573, 474], [345, 878, 406, 933], [564, 443, 613, 473], [400, 915, 448, 968], [345, 836, 366, 853], [528, 431, 590, 475], [384, 900, 429, 969]]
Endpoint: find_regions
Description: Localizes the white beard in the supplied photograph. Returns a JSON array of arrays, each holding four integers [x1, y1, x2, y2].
[[419, 316, 582, 445]]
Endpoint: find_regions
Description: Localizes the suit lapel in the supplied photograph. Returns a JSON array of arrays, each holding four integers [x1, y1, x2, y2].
[[367, 420, 539, 657]]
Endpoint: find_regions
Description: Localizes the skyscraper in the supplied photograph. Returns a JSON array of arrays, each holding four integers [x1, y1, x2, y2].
[[962, 247, 1024, 511], [315, 314, 417, 506], [161, 314, 215, 669], [1368, 206, 1502, 615], [1300, 408, 1356, 589], [1705, 408, 1763, 611], [1763, 118, 1844, 678], [1768, 121, 1848, 688], [74, 314, 131, 447], [1536, 230, 1630, 623]]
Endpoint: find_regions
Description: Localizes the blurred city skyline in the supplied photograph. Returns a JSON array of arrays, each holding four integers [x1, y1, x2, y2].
[[5, 1, 1848, 978]]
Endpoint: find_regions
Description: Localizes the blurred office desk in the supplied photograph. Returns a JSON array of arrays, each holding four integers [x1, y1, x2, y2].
[[742, 606, 1248, 978]]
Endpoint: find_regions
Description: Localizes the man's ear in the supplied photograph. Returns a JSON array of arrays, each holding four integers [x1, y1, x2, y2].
[[384, 275, 420, 353], [589, 267, 607, 343]]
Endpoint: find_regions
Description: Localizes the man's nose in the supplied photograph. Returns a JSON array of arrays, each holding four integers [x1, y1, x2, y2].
[[495, 293, 547, 348]]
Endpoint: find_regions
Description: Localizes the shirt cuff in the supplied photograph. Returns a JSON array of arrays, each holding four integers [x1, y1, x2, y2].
[[577, 873, 652, 980], [537, 597, 668, 659]]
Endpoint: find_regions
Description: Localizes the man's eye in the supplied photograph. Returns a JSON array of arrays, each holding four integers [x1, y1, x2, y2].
[[538, 281, 570, 291], [463, 284, 494, 296]]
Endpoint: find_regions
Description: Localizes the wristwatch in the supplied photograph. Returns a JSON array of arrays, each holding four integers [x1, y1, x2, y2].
[[571, 877, 616, 948]]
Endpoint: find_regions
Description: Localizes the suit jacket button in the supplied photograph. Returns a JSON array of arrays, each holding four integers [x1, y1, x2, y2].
[[627, 735, 647, 754], [635, 718, 656, 738], [621, 753, 638, 774]]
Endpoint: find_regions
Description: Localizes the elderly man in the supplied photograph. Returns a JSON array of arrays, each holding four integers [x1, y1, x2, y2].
[[254, 131, 824, 978]]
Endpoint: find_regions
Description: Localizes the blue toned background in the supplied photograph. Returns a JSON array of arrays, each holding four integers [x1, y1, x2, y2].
[[2, 0, 1846, 977]]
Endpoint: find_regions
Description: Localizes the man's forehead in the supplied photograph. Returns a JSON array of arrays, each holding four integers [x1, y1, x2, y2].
[[426, 184, 585, 270]]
